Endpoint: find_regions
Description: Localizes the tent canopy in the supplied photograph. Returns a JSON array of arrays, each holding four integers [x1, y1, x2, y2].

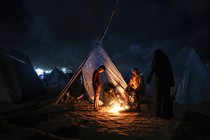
[[56, 45, 127, 104], [0, 46, 46, 103]]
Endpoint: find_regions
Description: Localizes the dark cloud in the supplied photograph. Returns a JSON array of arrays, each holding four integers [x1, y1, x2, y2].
[[0, 0, 27, 48], [1, 0, 210, 71], [23, 0, 113, 43]]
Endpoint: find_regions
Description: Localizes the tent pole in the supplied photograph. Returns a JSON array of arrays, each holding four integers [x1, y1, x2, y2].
[[100, 0, 119, 42], [55, 68, 82, 104]]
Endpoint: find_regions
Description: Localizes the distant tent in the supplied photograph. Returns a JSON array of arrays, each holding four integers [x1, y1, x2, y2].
[[0, 47, 46, 103], [56, 45, 127, 104], [143, 49, 210, 104], [42, 67, 69, 89]]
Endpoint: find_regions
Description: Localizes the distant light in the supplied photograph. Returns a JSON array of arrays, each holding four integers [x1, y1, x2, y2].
[[35, 68, 44, 76], [45, 70, 52, 74], [61, 67, 67, 74]]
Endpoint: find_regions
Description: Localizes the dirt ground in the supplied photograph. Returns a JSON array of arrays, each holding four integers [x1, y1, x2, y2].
[[0, 93, 210, 140]]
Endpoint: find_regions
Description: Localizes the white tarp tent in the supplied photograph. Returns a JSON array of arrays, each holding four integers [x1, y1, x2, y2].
[[82, 45, 127, 102], [56, 45, 127, 104], [143, 49, 210, 104]]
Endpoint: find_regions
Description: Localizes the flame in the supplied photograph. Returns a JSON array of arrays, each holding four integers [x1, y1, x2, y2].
[[108, 100, 129, 114]]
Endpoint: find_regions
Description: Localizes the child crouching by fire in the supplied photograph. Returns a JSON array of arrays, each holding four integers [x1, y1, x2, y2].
[[124, 68, 146, 112]]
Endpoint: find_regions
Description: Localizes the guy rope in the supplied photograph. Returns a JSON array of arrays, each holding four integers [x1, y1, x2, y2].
[[99, 0, 119, 43]]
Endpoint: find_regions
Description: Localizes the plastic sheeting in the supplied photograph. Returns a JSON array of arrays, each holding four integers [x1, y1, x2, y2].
[[82, 45, 127, 102]]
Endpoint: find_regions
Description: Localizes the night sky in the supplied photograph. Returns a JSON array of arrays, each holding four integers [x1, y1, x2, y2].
[[1, 0, 210, 72]]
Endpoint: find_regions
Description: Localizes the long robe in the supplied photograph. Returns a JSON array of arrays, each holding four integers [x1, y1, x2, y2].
[[147, 50, 175, 118]]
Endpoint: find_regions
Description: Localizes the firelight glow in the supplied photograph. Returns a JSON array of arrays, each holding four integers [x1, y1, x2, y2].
[[108, 101, 129, 114]]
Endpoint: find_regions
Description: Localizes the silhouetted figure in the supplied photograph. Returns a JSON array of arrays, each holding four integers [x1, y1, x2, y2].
[[92, 65, 106, 111], [147, 49, 175, 119]]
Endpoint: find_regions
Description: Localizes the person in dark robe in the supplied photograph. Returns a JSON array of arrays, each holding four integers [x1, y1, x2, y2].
[[92, 65, 106, 111], [146, 49, 175, 119]]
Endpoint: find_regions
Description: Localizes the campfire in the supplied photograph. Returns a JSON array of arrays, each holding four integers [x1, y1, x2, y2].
[[108, 100, 129, 114], [102, 84, 130, 114]]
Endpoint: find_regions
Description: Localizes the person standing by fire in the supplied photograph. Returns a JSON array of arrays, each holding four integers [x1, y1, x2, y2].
[[92, 65, 106, 111], [124, 68, 146, 112], [146, 49, 175, 119]]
